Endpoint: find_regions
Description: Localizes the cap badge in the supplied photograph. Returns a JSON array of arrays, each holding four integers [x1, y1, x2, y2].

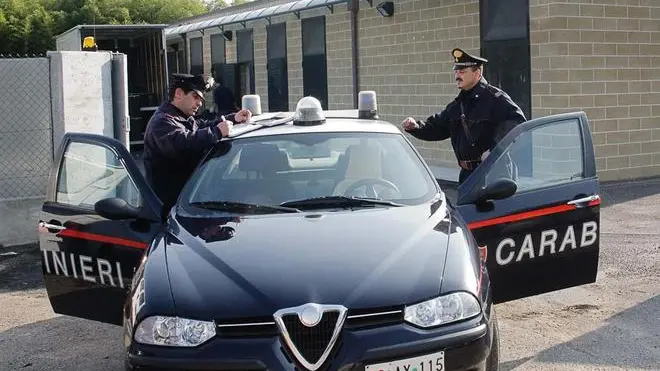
[[453, 49, 463, 62]]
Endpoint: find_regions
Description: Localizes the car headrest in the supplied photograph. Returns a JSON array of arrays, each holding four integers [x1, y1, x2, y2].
[[343, 144, 382, 178], [238, 143, 289, 174]]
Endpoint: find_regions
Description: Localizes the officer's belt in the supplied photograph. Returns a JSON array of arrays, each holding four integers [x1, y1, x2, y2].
[[458, 159, 481, 171]]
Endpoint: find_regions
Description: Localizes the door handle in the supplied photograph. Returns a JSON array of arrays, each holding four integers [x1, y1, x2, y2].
[[39, 222, 67, 231], [567, 195, 600, 207]]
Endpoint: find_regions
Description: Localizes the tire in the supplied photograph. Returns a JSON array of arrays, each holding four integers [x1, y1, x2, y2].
[[485, 306, 500, 371]]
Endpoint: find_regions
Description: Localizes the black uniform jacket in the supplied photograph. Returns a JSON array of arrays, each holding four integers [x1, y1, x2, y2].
[[406, 77, 526, 163], [143, 102, 236, 209]]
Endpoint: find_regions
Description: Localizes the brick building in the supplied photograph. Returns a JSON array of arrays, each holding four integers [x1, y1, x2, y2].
[[164, 0, 660, 182]]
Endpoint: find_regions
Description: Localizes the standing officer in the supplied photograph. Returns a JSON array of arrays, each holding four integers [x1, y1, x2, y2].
[[143, 73, 252, 211], [213, 75, 240, 117], [401, 48, 526, 184]]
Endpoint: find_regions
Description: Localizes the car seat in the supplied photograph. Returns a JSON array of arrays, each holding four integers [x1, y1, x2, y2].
[[333, 144, 383, 196], [237, 143, 296, 204]]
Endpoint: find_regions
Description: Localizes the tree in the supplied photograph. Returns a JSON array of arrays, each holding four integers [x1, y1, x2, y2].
[[26, 6, 56, 54], [71, 0, 132, 25], [0, 0, 32, 54], [0, 0, 213, 54], [126, 0, 207, 24], [206, 0, 228, 12]]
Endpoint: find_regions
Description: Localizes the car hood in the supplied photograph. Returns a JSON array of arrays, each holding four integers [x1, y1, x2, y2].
[[164, 199, 451, 320]]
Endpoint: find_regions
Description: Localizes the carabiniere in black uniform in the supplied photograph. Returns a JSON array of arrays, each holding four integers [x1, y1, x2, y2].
[[144, 102, 236, 209], [143, 74, 240, 211], [405, 48, 527, 184]]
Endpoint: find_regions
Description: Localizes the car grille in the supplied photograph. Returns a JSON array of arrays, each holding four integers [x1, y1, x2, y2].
[[215, 307, 403, 338], [282, 311, 340, 364]]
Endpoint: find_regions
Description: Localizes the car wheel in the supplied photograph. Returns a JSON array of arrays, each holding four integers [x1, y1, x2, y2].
[[486, 306, 500, 371]]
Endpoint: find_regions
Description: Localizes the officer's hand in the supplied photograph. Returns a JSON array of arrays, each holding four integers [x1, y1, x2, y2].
[[481, 150, 490, 161], [401, 117, 419, 131], [217, 119, 233, 137], [234, 109, 252, 123]]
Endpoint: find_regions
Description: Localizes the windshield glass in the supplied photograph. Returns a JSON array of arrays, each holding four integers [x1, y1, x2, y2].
[[178, 132, 439, 214]]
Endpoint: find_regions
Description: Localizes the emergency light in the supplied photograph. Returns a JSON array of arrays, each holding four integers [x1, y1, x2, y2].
[[358, 91, 378, 119], [239, 91, 380, 126], [82, 36, 98, 51], [242, 95, 262, 115], [293, 96, 325, 126]]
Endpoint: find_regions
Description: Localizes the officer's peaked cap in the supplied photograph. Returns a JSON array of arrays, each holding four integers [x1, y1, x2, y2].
[[452, 48, 488, 70], [171, 73, 215, 98]]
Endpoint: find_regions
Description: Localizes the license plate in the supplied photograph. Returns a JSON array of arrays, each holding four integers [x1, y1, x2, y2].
[[365, 351, 445, 371]]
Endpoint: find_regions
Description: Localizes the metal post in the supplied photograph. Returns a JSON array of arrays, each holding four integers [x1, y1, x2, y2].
[[350, 0, 360, 109], [161, 28, 170, 98]]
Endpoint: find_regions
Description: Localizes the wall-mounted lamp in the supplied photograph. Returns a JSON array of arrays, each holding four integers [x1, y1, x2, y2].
[[222, 30, 233, 41], [376, 1, 394, 17]]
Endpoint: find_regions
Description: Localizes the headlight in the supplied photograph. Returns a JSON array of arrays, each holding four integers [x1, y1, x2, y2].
[[134, 316, 216, 347], [404, 292, 481, 328]]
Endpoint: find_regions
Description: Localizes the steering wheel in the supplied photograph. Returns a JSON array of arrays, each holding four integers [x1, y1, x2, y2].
[[343, 178, 402, 199]]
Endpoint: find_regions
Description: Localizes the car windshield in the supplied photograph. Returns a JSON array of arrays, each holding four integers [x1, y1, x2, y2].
[[177, 131, 439, 214]]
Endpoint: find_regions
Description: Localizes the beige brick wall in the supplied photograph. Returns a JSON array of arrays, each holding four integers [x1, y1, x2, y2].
[[357, 0, 480, 169], [286, 18, 303, 111], [531, 0, 660, 181], [202, 32, 212, 74], [254, 26, 268, 105], [532, 120, 584, 180], [284, 5, 354, 111], [326, 4, 354, 110], [173, 0, 660, 182], [225, 28, 238, 64]]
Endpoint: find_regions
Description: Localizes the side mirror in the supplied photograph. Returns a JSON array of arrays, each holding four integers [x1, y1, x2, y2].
[[476, 178, 517, 203], [95, 198, 140, 220]]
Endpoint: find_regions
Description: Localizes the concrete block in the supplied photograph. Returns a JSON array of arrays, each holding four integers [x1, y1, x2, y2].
[[48, 51, 115, 153]]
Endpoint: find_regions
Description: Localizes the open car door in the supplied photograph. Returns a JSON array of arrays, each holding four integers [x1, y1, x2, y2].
[[38, 133, 163, 325], [455, 111, 600, 304]]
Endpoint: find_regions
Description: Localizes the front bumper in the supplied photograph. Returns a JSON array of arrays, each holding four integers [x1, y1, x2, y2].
[[127, 315, 493, 371]]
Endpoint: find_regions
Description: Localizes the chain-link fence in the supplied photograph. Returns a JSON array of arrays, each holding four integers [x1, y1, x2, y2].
[[0, 56, 53, 201]]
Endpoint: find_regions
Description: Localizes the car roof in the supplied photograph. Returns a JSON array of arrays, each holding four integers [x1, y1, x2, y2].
[[227, 109, 403, 140]]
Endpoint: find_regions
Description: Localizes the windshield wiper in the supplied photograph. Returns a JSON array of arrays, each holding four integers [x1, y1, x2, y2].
[[279, 196, 403, 209], [189, 201, 301, 213]]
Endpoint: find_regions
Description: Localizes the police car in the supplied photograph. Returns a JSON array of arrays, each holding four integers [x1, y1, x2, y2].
[[38, 92, 600, 371]]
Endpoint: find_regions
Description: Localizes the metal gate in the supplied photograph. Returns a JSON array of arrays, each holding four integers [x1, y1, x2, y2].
[[0, 55, 53, 200]]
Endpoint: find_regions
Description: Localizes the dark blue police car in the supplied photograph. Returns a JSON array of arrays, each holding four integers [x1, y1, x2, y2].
[[38, 93, 600, 371]]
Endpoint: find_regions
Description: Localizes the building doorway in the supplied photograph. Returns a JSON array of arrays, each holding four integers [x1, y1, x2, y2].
[[267, 23, 289, 112], [301, 16, 328, 110], [237, 28, 255, 101]]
